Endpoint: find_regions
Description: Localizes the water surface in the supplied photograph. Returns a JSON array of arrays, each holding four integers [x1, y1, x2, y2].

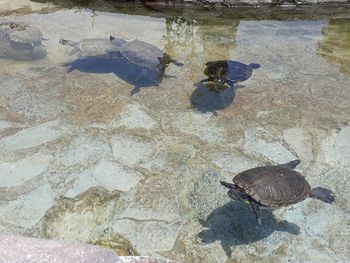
[[0, 1, 350, 262]]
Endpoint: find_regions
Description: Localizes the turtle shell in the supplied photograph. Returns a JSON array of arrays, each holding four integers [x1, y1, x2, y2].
[[5, 23, 43, 46], [205, 60, 260, 83], [121, 39, 165, 69], [79, 38, 125, 56], [233, 165, 311, 207]]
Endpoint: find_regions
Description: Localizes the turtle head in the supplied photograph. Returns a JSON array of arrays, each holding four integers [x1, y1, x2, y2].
[[220, 181, 247, 201], [59, 38, 68, 45], [227, 188, 247, 201], [110, 35, 127, 48], [249, 63, 261, 69]]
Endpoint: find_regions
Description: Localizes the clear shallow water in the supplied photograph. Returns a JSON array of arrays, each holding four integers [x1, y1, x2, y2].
[[0, 1, 350, 262]]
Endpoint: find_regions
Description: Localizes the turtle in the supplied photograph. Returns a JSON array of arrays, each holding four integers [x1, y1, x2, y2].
[[0, 22, 46, 60], [110, 35, 184, 95], [220, 159, 335, 224], [201, 60, 260, 89], [59, 36, 126, 57]]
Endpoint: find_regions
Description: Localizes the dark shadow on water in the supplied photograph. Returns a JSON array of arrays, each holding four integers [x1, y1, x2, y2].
[[62, 55, 164, 95], [190, 83, 236, 114], [198, 202, 300, 257]]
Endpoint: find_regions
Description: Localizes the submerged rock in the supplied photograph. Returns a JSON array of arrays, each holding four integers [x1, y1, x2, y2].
[[0, 153, 53, 188], [0, 184, 54, 228], [42, 187, 124, 242], [89, 232, 139, 256], [0, 234, 180, 263], [0, 120, 70, 151]]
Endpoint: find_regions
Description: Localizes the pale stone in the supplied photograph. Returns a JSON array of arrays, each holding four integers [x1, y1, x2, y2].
[[169, 112, 225, 144], [58, 135, 110, 167], [140, 142, 196, 175], [210, 152, 260, 174], [8, 92, 73, 121], [119, 177, 180, 222], [113, 104, 158, 130], [0, 120, 70, 151], [283, 128, 313, 163], [112, 219, 181, 254], [0, 120, 25, 131], [244, 128, 296, 163], [112, 136, 155, 166], [0, 184, 54, 228], [0, 234, 180, 263], [189, 172, 228, 220], [0, 234, 120, 263], [0, 153, 53, 188], [65, 160, 142, 198], [321, 126, 350, 167]]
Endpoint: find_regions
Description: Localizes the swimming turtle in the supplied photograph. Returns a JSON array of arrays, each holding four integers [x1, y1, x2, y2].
[[202, 60, 260, 88], [59, 37, 126, 57], [110, 36, 184, 95], [220, 160, 335, 224], [0, 22, 46, 60]]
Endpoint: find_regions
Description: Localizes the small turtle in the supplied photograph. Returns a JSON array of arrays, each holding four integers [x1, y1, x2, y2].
[[59, 37, 126, 57], [202, 60, 260, 88], [110, 36, 183, 95], [220, 160, 335, 224], [0, 22, 46, 60]]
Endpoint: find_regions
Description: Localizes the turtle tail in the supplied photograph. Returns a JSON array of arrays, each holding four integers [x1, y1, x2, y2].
[[171, 59, 184, 67], [249, 63, 261, 69]]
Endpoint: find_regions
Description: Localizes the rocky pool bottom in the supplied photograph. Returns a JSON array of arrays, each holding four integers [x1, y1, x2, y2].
[[0, 1, 350, 262]]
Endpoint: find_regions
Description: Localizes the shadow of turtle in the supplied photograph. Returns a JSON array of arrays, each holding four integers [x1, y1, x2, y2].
[[197, 202, 300, 257], [189, 82, 236, 114], [62, 55, 165, 95]]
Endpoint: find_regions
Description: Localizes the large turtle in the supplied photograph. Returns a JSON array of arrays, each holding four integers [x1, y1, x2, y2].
[[110, 35, 184, 95], [202, 60, 260, 88], [59, 37, 126, 57], [220, 160, 335, 224], [0, 22, 46, 60]]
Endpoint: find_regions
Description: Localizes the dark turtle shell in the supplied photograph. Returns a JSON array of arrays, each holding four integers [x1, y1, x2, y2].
[[205, 60, 260, 83], [233, 165, 311, 207]]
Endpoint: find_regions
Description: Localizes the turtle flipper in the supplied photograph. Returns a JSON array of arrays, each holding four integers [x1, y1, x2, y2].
[[222, 78, 236, 89], [170, 59, 184, 67], [249, 200, 262, 224], [310, 187, 335, 204], [69, 47, 80, 56], [279, 160, 301, 170], [163, 74, 176, 79], [130, 86, 141, 96]]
